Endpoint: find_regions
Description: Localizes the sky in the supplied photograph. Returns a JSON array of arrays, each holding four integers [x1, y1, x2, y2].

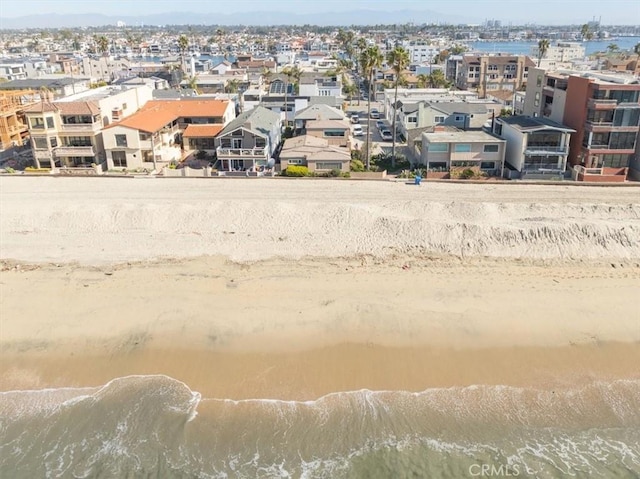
[[1, 0, 639, 24]]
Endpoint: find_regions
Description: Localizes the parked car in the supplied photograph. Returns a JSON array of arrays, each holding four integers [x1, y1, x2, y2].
[[370, 109, 380, 119], [353, 124, 364, 136], [375, 120, 385, 130], [351, 114, 360, 124], [381, 130, 393, 141]]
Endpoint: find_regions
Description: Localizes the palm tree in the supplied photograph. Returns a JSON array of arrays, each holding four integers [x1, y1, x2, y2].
[[343, 83, 358, 105], [187, 76, 201, 94], [225, 78, 239, 94], [386, 46, 410, 166], [96, 35, 109, 56], [281, 65, 302, 127], [356, 37, 368, 74], [417, 74, 429, 89], [581, 24, 593, 41], [360, 45, 383, 170], [537, 38, 550, 67], [607, 43, 620, 54], [427, 69, 448, 88], [261, 67, 272, 88], [178, 34, 189, 73], [635, 43, 640, 55]]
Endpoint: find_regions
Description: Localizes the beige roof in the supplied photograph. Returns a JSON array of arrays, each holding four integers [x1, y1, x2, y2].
[[23, 99, 100, 115], [280, 135, 351, 161], [305, 119, 350, 130]]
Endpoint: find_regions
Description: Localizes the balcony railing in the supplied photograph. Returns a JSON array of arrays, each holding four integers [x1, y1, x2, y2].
[[60, 123, 100, 131], [216, 146, 268, 157], [524, 145, 568, 154], [587, 98, 618, 109], [449, 152, 484, 161], [53, 145, 96, 157]]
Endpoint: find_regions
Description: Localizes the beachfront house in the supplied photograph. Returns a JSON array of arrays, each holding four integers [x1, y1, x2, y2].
[[419, 126, 506, 179], [102, 99, 234, 170], [214, 106, 281, 172], [293, 103, 345, 135], [279, 134, 351, 172], [23, 84, 152, 169], [493, 116, 575, 180], [305, 119, 351, 148]]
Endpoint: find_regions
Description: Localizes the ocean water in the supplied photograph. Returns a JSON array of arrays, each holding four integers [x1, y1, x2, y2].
[[1, 376, 639, 478], [468, 37, 640, 56]]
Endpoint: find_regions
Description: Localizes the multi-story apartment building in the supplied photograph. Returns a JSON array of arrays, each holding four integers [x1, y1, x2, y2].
[[23, 85, 152, 169], [493, 116, 575, 180], [81, 56, 131, 83], [530, 42, 586, 70], [0, 60, 27, 81], [455, 54, 535, 98], [524, 69, 640, 181]]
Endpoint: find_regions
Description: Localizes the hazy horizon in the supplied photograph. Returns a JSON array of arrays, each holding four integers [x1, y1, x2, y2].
[[1, 0, 639, 25]]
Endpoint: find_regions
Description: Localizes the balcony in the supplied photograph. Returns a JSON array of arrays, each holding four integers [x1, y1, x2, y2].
[[587, 98, 618, 110], [60, 123, 100, 132], [449, 152, 483, 162], [524, 144, 568, 155], [53, 145, 96, 157], [216, 146, 268, 158], [33, 149, 53, 160]]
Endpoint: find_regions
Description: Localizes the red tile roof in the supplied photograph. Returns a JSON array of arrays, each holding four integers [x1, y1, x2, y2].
[[106, 99, 230, 133], [182, 124, 223, 138]]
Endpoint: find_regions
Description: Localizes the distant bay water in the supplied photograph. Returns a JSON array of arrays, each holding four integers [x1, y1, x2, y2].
[[468, 37, 639, 56]]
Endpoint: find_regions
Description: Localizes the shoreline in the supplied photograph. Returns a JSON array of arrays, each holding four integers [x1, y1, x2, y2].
[[2, 254, 639, 399], [3, 342, 640, 400]]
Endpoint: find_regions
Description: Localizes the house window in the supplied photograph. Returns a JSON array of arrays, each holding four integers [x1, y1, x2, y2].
[[483, 144, 499, 153], [232, 129, 243, 136], [220, 138, 232, 148], [454, 144, 471, 152], [63, 136, 92, 147], [142, 150, 154, 162], [140, 132, 150, 141], [601, 154, 630, 168], [324, 129, 346, 137], [33, 137, 48, 149], [255, 137, 266, 148], [115, 134, 128, 147], [536, 75, 543, 87], [408, 117, 417, 124], [122, 103, 128, 110], [112, 151, 127, 167], [30, 117, 45, 129], [316, 162, 342, 170], [50, 137, 58, 148], [434, 116, 445, 123], [287, 158, 304, 165], [454, 115, 464, 122], [46, 117, 54, 129], [480, 161, 496, 169], [428, 143, 448, 152]]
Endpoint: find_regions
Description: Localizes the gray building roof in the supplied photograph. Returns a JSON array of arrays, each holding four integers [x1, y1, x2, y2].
[[295, 103, 344, 121], [0, 77, 87, 90], [498, 115, 575, 132], [218, 105, 280, 137], [429, 102, 488, 115]]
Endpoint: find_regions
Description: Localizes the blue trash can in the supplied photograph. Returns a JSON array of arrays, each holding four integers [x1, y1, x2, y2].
[[414, 175, 422, 186]]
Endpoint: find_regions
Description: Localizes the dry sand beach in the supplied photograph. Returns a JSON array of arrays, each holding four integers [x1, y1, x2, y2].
[[1, 177, 639, 477]]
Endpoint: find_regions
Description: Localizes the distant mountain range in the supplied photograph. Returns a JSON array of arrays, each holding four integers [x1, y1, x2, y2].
[[0, 10, 475, 29]]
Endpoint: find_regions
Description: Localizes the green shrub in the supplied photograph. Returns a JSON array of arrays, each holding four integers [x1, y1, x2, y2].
[[350, 159, 365, 172], [341, 171, 351, 178], [168, 163, 177, 170], [329, 168, 341, 177], [460, 168, 475, 179], [5, 167, 15, 174], [283, 165, 310, 177]]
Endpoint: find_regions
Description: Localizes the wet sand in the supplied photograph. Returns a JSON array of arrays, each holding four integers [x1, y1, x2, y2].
[[2, 255, 639, 399]]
